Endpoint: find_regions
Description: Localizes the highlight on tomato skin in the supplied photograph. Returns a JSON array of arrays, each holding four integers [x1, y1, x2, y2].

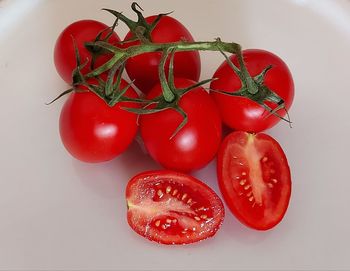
[[125, 170, 225, 245], [217, 131, 291, 231]]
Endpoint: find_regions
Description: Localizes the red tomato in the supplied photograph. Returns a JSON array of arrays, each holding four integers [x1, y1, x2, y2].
[[59, 80, 138, 163], [123, 15, 201, 94], [140, 78, 222, 172], [54, 20, 120, 84], [210, 49, 294, 132], [217, 131, 291, 230], [126, 170, 225, 245]]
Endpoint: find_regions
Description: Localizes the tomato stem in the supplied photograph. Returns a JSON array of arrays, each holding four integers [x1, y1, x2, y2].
[[85, 40, 242, 80]]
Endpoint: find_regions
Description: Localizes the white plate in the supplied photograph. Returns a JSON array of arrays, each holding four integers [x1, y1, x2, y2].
[[1, 0, 350, 270]]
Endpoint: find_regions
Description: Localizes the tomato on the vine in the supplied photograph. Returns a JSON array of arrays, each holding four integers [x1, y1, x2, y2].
[[123, 15, 201, 94], [139, 78, 222, 172], [126, 170, 225, 245], [217, 131, 291, 230], [210, 49, 294, 132], [59, 79, 139, 163], [54, 20, 120, 84]]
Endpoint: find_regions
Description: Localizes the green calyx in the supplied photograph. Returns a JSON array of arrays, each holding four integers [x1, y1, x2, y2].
[[214, 49, 291, 124], [123, 48, 215, 138], [103, 2, 172, 43]]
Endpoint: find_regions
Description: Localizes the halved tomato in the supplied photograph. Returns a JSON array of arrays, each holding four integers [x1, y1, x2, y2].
[[126, 170, 225, 245], [217, 131, 291, 230]]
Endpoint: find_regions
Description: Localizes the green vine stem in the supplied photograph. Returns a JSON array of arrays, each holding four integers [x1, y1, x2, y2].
[[84, 39, 289, 122], [84, 39, 242, 80]]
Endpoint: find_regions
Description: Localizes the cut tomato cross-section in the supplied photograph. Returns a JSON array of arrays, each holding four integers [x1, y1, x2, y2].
[[217, 131, 291, 230], [126, 170, 225, 245]]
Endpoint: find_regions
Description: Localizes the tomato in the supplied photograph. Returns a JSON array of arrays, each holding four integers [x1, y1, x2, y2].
[[139, 78, 222, 172], [217, 131, 291, 230], [210, 49, 294, 132], [123, 15, 201, 94], [126, 170, 225, 245], [59, 79, 138, 163], [54, 20, 120, 84]]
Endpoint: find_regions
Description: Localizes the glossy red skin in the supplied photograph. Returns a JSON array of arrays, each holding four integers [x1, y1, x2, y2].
[[59, 80, 138, 163], [140, 78, 222, 172], [123, 15, 201, 94], [54, 20, 120, 84], [217, 131, 291, 230], [126, 170, 225, 245], [210, 49, 294, 132]]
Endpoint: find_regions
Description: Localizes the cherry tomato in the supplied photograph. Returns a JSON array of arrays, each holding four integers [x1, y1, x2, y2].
[[123, 15, 201, 94], [210, 49, 294, 132], [126, 170, 225, 245], [139, 78, 222, 172], [59, 79, 138, 163], [217, 131, 291, 230], [54, 20, 120, 84]]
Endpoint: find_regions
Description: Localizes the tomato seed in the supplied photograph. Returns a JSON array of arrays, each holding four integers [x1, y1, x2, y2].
[[239, 179, 247, 185], [157, 190, 164, 198]]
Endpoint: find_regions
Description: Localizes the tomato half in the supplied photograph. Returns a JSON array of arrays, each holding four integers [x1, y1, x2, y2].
[[217, 131, 291, 230], [210, 49, 294, 133], [59, 79, 138, 163], [139, 78, 222, 172], [123, 15, 201, 94], [54, 20, 120, 84], [126, 170, 225, 245]]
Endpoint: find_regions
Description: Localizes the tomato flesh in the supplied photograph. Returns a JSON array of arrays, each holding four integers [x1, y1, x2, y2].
[[126, 170, 225, 245], [217, 131, 291, 230]]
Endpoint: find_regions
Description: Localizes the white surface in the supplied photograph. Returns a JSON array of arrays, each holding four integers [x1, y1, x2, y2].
[[0, 0, 350, 270]]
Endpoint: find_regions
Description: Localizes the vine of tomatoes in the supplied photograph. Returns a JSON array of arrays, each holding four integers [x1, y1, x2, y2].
[[52, 2, 294, 245]]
